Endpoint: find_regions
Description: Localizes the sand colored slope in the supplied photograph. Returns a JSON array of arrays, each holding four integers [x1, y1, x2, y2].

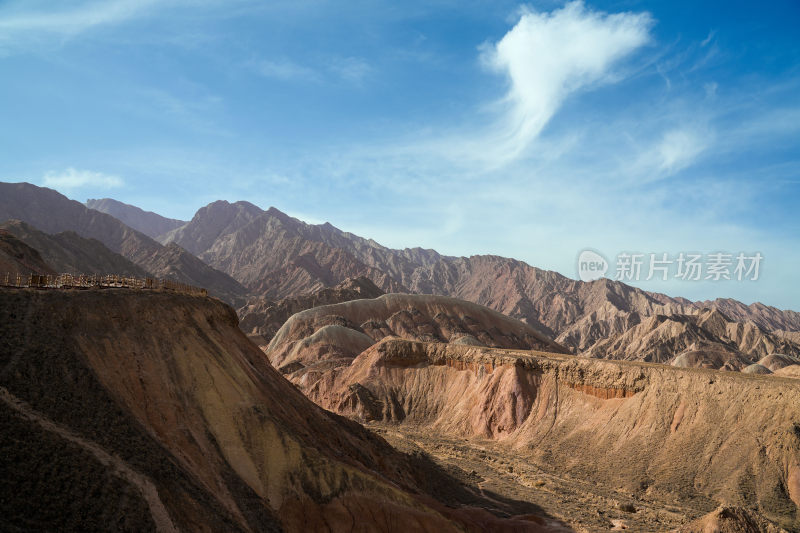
[[278, 338, 800, 530], [267, 293, 565, 371]]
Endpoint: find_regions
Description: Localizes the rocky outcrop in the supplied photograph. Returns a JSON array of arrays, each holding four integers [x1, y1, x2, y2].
[[157, 200, 263, 256], [0, 288, 562, 532], [581, 308, 800, 370], [700, 298, 800, 335], [741, 363, 772, 374], [680, 506, 787, 532], [758, 353, 800, 372]]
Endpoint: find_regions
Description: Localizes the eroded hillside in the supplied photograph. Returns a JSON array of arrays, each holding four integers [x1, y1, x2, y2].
[[0, 288, 569, 532], [265, 293, 567, 373], [266, 308, 800, 530]]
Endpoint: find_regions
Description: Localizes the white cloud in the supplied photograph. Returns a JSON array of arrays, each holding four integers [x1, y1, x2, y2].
[[42, 168, 124, 190], [478, 1, 652, 162]]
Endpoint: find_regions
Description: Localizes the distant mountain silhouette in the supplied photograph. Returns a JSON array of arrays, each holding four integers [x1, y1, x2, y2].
[[1, 219, 149, 277]]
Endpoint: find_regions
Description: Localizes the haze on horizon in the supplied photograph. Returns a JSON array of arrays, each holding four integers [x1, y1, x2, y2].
[[1, 0, 798, 309]]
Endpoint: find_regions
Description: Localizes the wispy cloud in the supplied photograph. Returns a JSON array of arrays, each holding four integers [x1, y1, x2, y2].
[[329, 56, 372, 84], [627, 127, 712, 182], [0, 0, 159, 41], [251, 58, 319, 82], [476, 1, 652, 164], [42, 168, 124, 190], [0, 0, 258, 51], [249, 55, 372, 85], [655, 128, 709, 173]]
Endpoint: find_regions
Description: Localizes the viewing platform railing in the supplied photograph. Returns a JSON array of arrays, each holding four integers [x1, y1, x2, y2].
[[0, 272, 207, 296]]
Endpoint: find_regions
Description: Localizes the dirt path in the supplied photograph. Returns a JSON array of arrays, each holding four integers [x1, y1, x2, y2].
[[0, 386, 179, 533]]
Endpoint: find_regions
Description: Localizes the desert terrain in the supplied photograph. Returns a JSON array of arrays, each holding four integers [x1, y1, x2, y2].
[[1, 184, 799, 531]]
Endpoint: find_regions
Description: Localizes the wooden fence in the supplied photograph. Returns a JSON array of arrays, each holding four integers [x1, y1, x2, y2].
[[0, 272, 207, 296]]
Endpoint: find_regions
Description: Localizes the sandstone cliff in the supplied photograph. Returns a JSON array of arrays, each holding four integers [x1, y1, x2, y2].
[[272, 337, 800, 530]]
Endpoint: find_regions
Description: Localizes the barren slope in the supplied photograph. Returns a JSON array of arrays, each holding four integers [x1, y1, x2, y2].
[[161, 202, 408, 296], [238, 276, 385, 345], [1, 220, 149, 277], [97, 195, 800, 371], [0, 288, 566, 532], [276, 338, 800, 530], [581, 309, 800, 370], [0, 229, 55, 276]]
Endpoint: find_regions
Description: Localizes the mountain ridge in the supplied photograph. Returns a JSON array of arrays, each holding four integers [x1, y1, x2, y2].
[[149, 196, 800, 365], [86, 198, 186, 240], [43, 187, 800, 369]]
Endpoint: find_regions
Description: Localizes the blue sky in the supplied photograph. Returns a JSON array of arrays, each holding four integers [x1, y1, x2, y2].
[[1, 0, 798, 308]]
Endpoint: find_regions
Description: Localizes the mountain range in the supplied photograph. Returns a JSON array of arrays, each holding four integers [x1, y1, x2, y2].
[[94, 189, 800, 371], [3, 182, 799, 373]]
